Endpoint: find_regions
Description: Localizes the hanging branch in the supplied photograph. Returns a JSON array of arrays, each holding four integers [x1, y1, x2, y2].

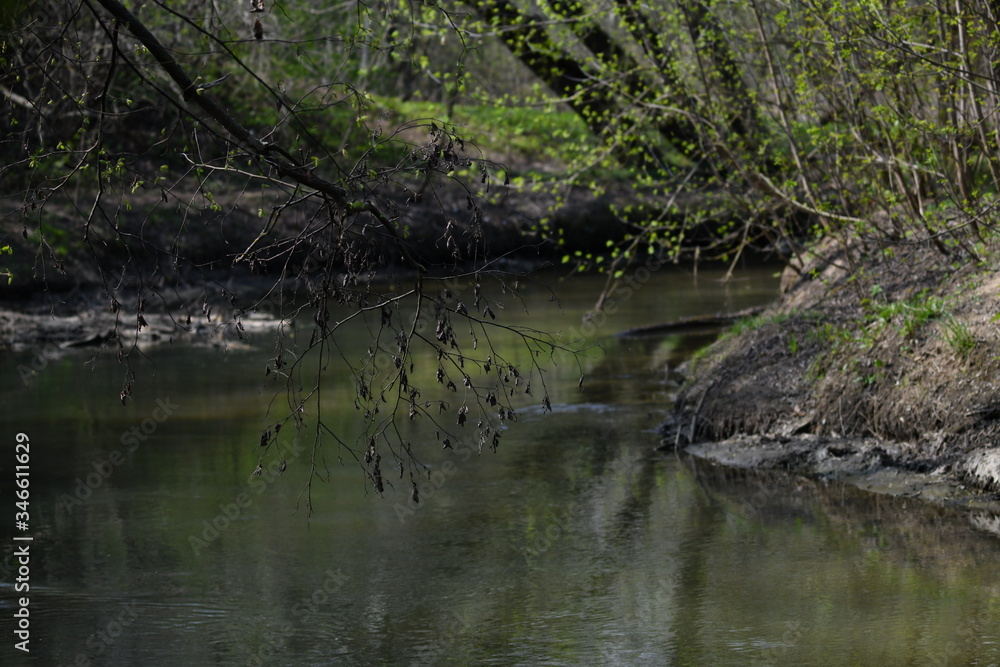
[[87, 0, 425, 275]]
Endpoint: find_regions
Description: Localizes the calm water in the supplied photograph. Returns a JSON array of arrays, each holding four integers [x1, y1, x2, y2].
[[2, 266, 1000, 666]]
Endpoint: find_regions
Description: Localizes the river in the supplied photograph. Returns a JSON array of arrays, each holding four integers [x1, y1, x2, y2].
[[2, 265, 999, 666]]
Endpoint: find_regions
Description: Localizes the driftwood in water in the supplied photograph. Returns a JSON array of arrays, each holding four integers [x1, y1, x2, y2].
[[616, 305, 766, 338]]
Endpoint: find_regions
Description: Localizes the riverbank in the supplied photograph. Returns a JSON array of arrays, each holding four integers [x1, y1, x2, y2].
[[668, 234, 1000, 506], [0, 173, 766, 352]]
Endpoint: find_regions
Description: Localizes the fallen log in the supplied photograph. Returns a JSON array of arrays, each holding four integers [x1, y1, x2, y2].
[[616, 305, 766, 338]]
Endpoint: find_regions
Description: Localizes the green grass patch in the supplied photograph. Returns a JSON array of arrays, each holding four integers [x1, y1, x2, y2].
[[371, 98, 594, 176], [861, 288, 945, 339], [725, 311, 794, 337], [940, 316, 976, 357]]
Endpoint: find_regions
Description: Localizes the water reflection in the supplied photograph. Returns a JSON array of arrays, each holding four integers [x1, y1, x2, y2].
[[1, 266, 999, 666]]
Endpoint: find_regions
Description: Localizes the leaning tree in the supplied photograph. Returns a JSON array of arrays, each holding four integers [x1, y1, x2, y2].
[[0, 0, 583, 511]]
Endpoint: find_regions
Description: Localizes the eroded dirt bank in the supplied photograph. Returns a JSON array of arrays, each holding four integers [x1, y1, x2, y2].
[[667, 236, 1000, 507]]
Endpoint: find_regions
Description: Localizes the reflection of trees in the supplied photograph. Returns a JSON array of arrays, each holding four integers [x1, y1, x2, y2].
[[662, 488, 725, 663], [681, 455, 1000, 593], [574, 333, 718, 407], [589, 453, 1000, 664]]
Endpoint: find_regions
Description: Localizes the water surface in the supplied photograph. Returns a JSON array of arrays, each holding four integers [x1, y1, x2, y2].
[[2, 266, 999, 666]]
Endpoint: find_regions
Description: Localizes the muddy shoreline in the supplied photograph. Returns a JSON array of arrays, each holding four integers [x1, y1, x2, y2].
[[666, 236, 1000, 513]]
